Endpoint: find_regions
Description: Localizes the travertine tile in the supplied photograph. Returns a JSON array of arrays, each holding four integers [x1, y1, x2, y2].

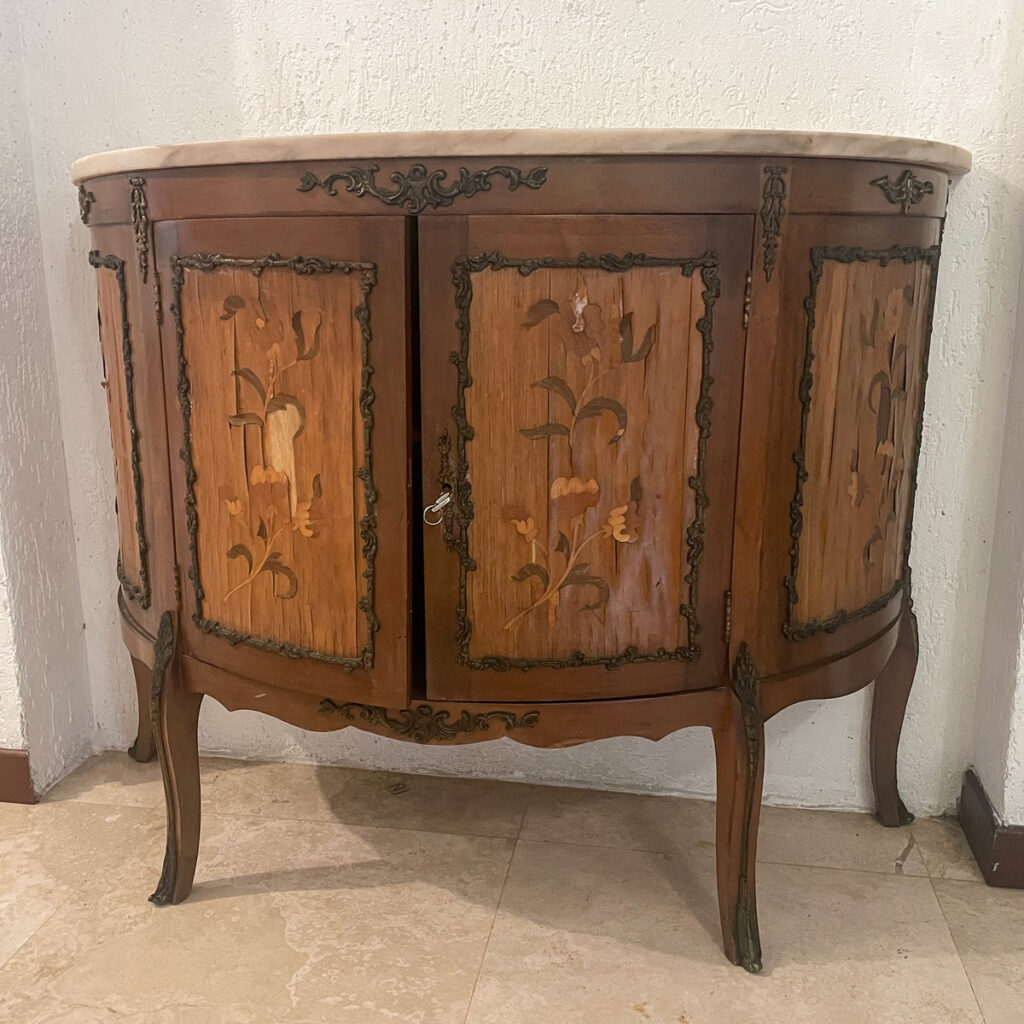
[[0, 802, 513, 1024], [465, 839, 983, 1024], [933, 879, 1024, 1024], [520, 787, 718, 854], [199, 756, 535, 838], [521, 786, 928, 876], [758, 804, 928, 876], [42, 750, 164, 809], [43, 750, 535, 840], [911, 816, 985, 882]]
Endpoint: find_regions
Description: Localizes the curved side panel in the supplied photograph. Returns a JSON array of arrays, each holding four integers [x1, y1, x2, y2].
[[90, 250, 151, 609], [785, 245, 939, 638]]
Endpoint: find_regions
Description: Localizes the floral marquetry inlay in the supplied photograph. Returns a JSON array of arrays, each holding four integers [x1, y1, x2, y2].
[[503, 290, 655, 633], [173, 255, 379, 666], [787, 245, 939, 637], [452, 253, 719, 670]]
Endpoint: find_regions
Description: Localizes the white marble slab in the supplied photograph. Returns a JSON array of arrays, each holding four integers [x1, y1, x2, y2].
[[72, 128, 971, 182]]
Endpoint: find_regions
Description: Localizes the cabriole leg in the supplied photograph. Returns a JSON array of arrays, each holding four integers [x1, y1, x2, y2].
[[128, 656, 157, 763], [713, 642, 765, 973], [149, 611, 204, 906], [870, 605, 918, 827]]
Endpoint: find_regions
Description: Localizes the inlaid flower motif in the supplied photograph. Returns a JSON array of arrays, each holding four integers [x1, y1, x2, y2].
[[549, 476, 600, 520], [293, 500, 314, 538], [606, 504, 640, 543], [511, 515, 538, 541], [249, 465, 288, 487], [222, 301, 326, 603], [508, 284, 657, 630]]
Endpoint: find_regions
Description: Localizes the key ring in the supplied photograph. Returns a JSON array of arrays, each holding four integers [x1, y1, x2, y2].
[[422, 491, 452, 526]]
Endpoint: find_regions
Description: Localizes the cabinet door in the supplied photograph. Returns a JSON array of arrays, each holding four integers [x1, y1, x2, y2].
[[420, 216, 752, 702], [157, 217, 410, 706]]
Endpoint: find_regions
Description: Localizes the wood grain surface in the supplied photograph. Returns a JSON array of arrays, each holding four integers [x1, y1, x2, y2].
[[180, 263, 366, 660]]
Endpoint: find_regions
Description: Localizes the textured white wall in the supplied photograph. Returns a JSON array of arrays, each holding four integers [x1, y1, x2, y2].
[[973, 250, 1024, 823], [0, 7, 94, 789], [7, 0, 1024, 815]]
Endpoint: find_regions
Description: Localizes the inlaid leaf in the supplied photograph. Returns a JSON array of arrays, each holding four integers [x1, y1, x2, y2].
[[220, 295, 245, 320], [532, 376, 577, 413], [561, 567, 610, 613], [519, 423, 570, 440], [264, 559, 298, 599], [266, 393, 307, 437], [226, 543, 253, 572], [629, 475, 643, 504], [256, 518, 268, 541], [510, 562, 550, 589], [618, 312, 634, 360], [522, 298, 559, 329], [312, 473, 323, 500], [292, 311, 306, 358], [624, 324, 658, 364], [233, 368, 266, 403], [555, 531, 571, 558], [576, 397, 628, 443], [228, 412, 264, 428], [298, 318, 323, 362]]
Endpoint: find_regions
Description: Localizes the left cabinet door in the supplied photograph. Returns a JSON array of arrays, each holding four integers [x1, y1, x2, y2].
[[156, 217, 410, 707], [89, 224, 176, 636]]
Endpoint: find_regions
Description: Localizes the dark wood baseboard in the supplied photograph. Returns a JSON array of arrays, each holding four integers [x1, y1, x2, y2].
[[0, 748, 36, 804], [960, 767, 1024, 889]]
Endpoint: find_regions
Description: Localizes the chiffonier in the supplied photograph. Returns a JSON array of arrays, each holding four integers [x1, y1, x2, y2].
[[72, 129, 970, 971]]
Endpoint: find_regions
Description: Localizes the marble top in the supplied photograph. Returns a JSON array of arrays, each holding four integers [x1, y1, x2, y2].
[[72, 129, 971, 182]]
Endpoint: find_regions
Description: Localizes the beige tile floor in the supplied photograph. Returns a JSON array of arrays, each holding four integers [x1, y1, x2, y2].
[[1, 752, 1020, 1023]]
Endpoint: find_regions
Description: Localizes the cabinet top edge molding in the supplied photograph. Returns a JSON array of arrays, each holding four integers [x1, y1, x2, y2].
[[72, 127, 972, 183]]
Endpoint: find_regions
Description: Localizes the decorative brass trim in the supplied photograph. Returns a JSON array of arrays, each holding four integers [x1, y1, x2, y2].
[[78, 184, 95, 224], [760, 165, 787, 281], [730, 642, 764, 974], [784, 245, 941, 639], [128, 177, 150, 282], [171, 252, 380, 669], [148, 609, 178, 906], [870, 170, 935, 214], [319, 699, 540, 743], [448, 250, 719, 671], [89, 250, 151, 610], [297, 164, 547, 214]]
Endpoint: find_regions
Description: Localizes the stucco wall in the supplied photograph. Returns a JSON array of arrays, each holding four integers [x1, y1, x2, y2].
[[5, 0, 1024, 815], [973, 252, 1024, 823], [0, 6, 94, 789]]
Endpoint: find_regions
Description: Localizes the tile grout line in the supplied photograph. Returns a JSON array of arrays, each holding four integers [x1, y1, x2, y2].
[[461, 836, 520, 1024], [459, 796, 530, 1024], [928, 875, 990, 1024], [0, 906, 59, 973]]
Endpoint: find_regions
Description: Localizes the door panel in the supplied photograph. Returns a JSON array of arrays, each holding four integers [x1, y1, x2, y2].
[[421, 215, 752, 702], [731, 214, 942, 676], [157, 217, 409, 705], [91, 247, 150, 607], [785, 228, 939, 637]]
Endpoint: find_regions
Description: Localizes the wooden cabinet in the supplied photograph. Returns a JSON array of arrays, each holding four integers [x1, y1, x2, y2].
[[74, 131, 970, 972]]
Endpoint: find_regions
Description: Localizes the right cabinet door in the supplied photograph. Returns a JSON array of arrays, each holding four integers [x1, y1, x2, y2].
[[420, 215, 752, 702]]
